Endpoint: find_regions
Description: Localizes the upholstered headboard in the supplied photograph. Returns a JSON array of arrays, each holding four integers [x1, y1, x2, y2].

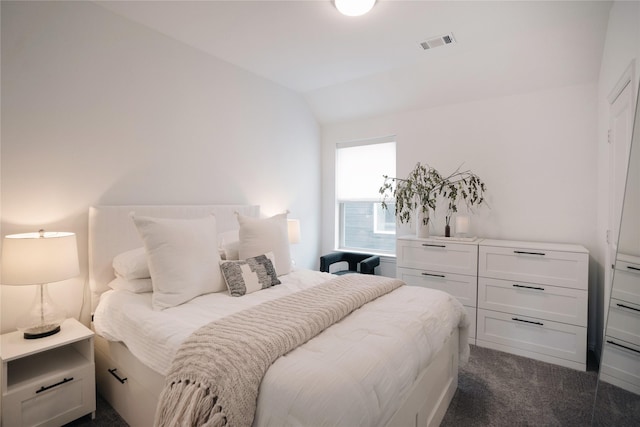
[[88, 204, 259, 311]]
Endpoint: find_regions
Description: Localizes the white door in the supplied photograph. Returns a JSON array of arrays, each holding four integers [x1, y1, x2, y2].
[[607, 76, 635, 316]]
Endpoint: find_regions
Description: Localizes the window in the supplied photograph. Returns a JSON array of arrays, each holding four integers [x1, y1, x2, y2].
[[336, 137, 396, 254], [374, 202, 396, 234]]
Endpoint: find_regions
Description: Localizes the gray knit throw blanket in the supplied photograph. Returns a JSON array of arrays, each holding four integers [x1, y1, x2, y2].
[[154, 274, 403, 427]]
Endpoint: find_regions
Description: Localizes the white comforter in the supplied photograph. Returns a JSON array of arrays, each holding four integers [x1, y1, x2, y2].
[[94, 269, 469, 426]]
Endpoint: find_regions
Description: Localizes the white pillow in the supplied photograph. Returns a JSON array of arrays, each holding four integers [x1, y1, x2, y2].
[[237, 212, 291, 276], [131, 214, 225, 310], [112, 247, 150, 280], [107, 277, 153, 293], [218, 229, 240, 261]]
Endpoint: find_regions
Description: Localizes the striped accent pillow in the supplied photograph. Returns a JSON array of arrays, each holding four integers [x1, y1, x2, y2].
[[220, 252, 281, 297]]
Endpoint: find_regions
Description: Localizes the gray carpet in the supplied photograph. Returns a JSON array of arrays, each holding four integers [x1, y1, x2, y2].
[[442, 345, 598, 426], [67, 345, 640, 426], [442, 345, 640, 427], [592, 378, 640, 426], [64, 394, 128, 427]]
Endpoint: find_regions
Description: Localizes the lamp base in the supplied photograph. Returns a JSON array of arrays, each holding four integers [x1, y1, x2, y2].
[[16, 283, 66, 340], [23, 324, 61, 339]]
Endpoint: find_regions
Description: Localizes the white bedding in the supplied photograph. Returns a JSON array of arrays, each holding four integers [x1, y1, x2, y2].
[[93, 269, 469, 426]]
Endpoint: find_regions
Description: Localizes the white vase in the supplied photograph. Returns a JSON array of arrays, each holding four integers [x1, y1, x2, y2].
[[416, 208, 430, 238]]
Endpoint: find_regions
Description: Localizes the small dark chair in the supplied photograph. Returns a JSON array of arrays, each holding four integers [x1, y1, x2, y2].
[[320, 252, 380, 275]]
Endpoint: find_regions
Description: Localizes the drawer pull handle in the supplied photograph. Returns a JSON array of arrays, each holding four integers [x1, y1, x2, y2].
[[421, 272, 446, 278], [512, 317, 544, 326], [36, 377, 73, 394], [514, 250, 546, 256], [512, 284, 545, 291], [108, 368, 128, 384], [628, 266, 640, 272], [607, 340, 640, 355], [616, 303, 640, 313], [421, 243, 446, 248]]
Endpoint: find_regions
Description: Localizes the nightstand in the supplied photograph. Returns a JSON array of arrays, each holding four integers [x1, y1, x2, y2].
[[1, 318, 96, 426]]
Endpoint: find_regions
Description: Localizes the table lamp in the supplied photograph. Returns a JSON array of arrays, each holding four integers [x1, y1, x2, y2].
[[455, 215, 471, 238], [287, 219, 301, 245], [1, 230, 79, 339], [287, 219, 301, 268]]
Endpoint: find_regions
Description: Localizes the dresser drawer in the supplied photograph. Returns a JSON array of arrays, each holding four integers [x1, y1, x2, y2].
[[600, 338, 640, 394], [398, 267, 477, 308], [397, 239, 478, 276], [611, 260, 640, 306], [476, 309, 586, 366], [607, 298, 640, 346], [479, 245, 588, 290], [478, 277, 587, 326]]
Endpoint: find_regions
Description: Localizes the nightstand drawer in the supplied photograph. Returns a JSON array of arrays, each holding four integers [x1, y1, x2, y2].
[[396, 239, 478, 276], [479, 245, 588, 290], [398, 267, 477, 308], [478, 277, 587, 326], [476, 309, 586, 366], [2, 363, 95, 427]]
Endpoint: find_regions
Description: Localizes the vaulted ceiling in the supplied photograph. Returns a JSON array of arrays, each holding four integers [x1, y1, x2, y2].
[[96, 0, 612, 124]]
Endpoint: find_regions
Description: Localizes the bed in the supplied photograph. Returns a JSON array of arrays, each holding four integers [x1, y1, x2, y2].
[[89, 204, 469, 427]]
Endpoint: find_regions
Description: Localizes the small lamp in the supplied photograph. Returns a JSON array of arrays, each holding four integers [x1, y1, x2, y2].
[[2, 230, 79, 339], [287, 219, 301, 244], [455, 215, 471, 237], [287, 219, 301, 268]]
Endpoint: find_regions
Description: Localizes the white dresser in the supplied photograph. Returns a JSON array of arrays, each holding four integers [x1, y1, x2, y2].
[[476, 239, 589, 370], [396, 236, 590, 370], [599, 254, 640, 393], [396, 236, 479, 343]]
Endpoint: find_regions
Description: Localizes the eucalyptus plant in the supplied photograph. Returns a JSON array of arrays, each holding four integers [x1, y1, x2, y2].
[[379, 162, 487, 227]]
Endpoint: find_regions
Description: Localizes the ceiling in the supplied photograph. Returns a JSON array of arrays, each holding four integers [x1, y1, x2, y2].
[[95, 0, 612, 124]]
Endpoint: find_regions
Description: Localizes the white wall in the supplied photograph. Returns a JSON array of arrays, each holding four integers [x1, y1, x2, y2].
[[319, 0, 640, 358], [0, 1, 321, 333], [595, 0, 640, 356], [322, 83, 599, 346]]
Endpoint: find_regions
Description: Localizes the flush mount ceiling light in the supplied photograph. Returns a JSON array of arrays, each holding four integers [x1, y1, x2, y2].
[[334, 0, 376, 17]]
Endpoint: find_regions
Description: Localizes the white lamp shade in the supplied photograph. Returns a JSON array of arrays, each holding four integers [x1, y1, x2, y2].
[[335, 0, 376, 16], [2, 231, 80, 285], [288, 219, 301, 244]]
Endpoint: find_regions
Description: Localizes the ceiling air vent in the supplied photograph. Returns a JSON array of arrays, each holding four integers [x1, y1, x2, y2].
[[419, 33, 456, 50]]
